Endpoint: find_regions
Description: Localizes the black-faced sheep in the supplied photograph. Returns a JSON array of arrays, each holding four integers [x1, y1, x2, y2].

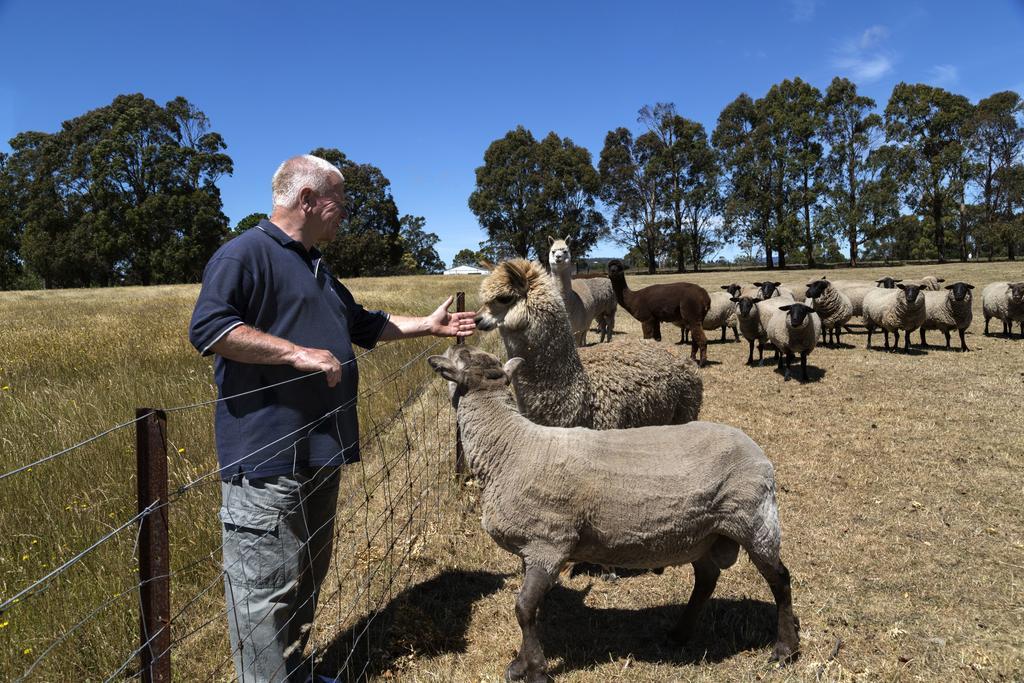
[[862, 284, 927, 352], [982, 281, 1024, 337], [427, 345, 800, 682], [475, 259, 703, 428], [805, 279, 853, 346], [607, 260, 711, 366], [921, 282, 974, 351], [764, 302, 821, 382]]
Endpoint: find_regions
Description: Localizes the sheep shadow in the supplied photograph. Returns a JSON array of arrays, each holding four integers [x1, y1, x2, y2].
[[821, 341, 856, 350], [313, 569, 508, 681], [771, 364, 827, 382], [864, 345, 929, 356], [540, 582, 778, 675]]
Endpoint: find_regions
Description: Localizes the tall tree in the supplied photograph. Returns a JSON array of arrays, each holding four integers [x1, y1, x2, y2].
[[310, 148, 404, 277], [883, 83, 974, 262], [639, 103, 722, 271], [969, 90, 1024, 259], [599, 127, 668, 274], [452, 248, 481, 267], [0, 154, 22, 288], [819, 77, 883, 266], [468, 126, 605, 262], [713, 93, 777, 268], [399, 214, 445, 273]]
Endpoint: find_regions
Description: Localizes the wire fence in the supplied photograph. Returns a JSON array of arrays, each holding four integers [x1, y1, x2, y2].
[[0, 297, 474, 681]]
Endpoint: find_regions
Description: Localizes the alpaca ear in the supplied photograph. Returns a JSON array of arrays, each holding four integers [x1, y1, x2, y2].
[[503, 357, 525, 380], [548, 235, 555, 246], [563, 235, 572, 246], [428, 355, 461, 383]]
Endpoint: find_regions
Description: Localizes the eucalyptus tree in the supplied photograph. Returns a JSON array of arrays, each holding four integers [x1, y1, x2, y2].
[[399, 214, 445, 273], [713, 93, 778, 268], [599, 127, 669, 273], [883, 83, 974, 262], [969, 90, 1024, 259], [819, 77, 883, 266], [639, 103, 722, 271], [0, 154, 21, 288]]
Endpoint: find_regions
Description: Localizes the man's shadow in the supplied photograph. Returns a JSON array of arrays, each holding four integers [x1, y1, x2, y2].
[[315, 569, 507, 681], [539, 582, 778, 675]]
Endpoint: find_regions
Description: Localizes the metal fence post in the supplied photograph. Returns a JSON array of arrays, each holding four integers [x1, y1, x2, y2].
[[136, 408, 171, 683], [454, 292, 468, 479]]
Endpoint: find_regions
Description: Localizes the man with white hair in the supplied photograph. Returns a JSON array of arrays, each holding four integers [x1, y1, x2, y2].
[[188, 154, 475, 682]]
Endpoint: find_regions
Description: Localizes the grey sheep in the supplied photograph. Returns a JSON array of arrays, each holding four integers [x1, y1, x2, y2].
[[862, 284, 927, 352], [981, 281, 1024, 337], [475, 259, 703, 428], [427, 345, 800, 682], [764, 302, 821, 382], [805, 279, 853, 346], [920, 282, 974, 351]]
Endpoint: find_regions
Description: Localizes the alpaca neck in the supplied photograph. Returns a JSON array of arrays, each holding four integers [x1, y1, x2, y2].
[[457, 388, 532, 485], [549, 262, 573, 298], [608, 271, 633, 311], [501, 316, 592, 427]]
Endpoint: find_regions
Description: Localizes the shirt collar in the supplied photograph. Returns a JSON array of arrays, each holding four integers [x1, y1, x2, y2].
[[256, 219, 322, 260]]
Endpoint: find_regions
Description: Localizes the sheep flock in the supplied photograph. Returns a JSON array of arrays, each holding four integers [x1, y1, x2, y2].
[[424, 253, 1022, 681]]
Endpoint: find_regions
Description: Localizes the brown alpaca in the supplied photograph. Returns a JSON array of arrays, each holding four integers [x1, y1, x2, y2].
[[607, 260, 711, 366]]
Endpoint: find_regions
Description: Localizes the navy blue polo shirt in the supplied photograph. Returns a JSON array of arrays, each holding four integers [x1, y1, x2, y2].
[[188, 220, 390, 479]]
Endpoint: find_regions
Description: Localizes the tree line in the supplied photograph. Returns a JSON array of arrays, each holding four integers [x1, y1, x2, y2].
[[466, 78, 1024, 273], [0, 94, 444, 289]]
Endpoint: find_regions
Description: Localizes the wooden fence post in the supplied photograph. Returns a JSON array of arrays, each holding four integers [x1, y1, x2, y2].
[[136, 408, 171, 683], [454, 292, 468, 479]]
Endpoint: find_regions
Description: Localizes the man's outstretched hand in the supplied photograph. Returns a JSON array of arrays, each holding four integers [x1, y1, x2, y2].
[[428, 295, 477, 338]]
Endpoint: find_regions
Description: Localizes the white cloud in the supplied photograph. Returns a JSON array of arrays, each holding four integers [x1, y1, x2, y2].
[[791, 0, 816, 22], [833, 25, 895, 84], [929, 64, 959, 88]]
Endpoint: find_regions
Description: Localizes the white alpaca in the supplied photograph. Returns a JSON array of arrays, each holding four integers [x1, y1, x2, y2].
[[547, 236, 617, 346]]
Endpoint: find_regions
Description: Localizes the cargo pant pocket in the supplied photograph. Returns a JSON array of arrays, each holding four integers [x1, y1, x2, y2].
[[219, 504, 285, 589]]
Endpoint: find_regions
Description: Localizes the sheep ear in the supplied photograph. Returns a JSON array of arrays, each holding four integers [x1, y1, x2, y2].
[[778, 304, 793, 311], [730, 297, 741, 303], [773, 281, 781, 287], [894, 279, 903, 283], [547, 235, 555, 246], [502, 357, 524, 381], [966, 284, 975, 289], [720, 285, 730, 290], [896, 283, 907, 290], [937, 278, 945, 283], [753, 281, 764, 286], [427, 355, 461, 383]]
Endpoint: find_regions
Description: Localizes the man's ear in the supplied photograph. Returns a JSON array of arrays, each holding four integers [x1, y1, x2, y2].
[[299, 187, 316, 210], [427, 355, 461, 383]]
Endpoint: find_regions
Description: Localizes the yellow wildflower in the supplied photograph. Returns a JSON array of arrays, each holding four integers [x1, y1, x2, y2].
[[21, 554, 28, 561], [0, 620, 9, 629], [1, 386, 9, 391], [177, 447, 185, 453], [22, 647, 31, 655]]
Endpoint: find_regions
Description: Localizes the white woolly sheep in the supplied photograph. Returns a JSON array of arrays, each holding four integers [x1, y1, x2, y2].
[[920, 282, 974, 351], [763, 301, 821, 382], [916, 275, 946, 291], [804, 279, 853, 346], [731, 296, 770, 365], [476, 259, 703, 428], [862, 283, 927, 352], [982, 281, 1024, 337], [428, 345, 800, 682]]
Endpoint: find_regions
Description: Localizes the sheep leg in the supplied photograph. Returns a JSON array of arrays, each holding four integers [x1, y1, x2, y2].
[[506, 564, 554, 683], [903, 330, 912, 353], [800, 352, 808, 382], [943, 329, 951, 349], [984, 317, 990, 335], [749, 555, 800, 664], [820, 326, 827, 347], [669, 555, 720, 644], [784, 351, 794, 382], [959, 328, 969, 352], [920, 328, 928, 348], [758, 341, 766, 366], [747, 339, 755, 365], [720, 325, 727, 342], [866, 324, 874, 349]]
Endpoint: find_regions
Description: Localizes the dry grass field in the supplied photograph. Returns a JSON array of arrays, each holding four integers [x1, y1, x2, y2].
[[1, 261, 1022, 681]]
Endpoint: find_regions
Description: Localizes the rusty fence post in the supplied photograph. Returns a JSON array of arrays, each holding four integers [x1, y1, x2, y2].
[[454, 292, 468, 479], [136, 408, 171, 683]]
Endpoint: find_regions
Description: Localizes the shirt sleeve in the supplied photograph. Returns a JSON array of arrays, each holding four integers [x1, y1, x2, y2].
[[189, 256, 254, 356], [330, 280, 390, 350]]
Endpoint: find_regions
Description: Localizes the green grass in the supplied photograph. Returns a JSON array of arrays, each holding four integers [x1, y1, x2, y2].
[[1, 262, 1023, 681]]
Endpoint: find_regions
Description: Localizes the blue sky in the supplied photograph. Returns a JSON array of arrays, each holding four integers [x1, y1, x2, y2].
[[2, 1, 1023, 265]]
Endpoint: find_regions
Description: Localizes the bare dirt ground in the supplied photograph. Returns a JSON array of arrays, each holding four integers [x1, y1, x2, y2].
[[347, 262, 1024, 682]]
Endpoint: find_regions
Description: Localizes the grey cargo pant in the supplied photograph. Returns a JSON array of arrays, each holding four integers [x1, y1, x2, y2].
[[220, 466, 340, 683]]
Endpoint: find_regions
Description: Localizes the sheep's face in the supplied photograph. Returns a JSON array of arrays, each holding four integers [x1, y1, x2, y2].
[[721, 283, 743, 297], [876, 277, 901, 289], [778, 303, 816, 329], [730, 296, 759, 319], [427, 346, 522, 407], [805, 280, 830, 299], [1009, 282, 1024, 303], [944, 282, 974, 302], [753, 281, 782, 299], [547, 236, 572, 268], [896, 283, 923, 304]]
